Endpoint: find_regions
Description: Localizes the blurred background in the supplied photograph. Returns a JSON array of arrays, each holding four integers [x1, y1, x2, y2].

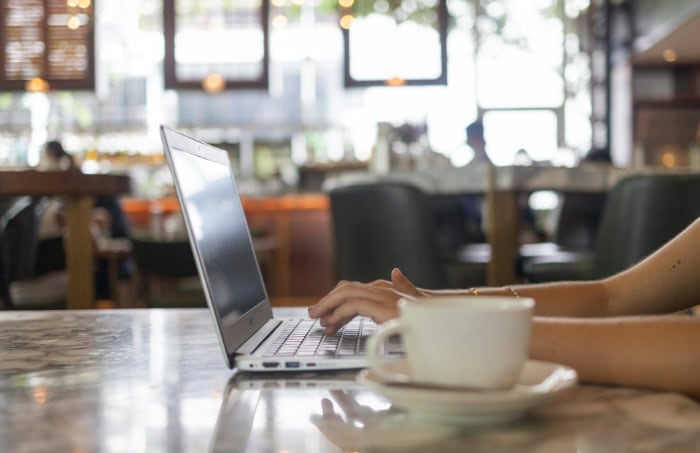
[[1, 0, 700, 306], [7, 0, 700, 178]]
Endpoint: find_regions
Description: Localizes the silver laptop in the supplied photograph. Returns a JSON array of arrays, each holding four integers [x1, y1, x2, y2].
[[160, 125, 374, 371]]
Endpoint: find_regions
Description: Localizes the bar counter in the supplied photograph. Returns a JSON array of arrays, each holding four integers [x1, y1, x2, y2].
[[2, 308, 700, 452]]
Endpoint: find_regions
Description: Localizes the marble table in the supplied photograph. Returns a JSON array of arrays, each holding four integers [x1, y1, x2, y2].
[[1, 309, 700, 452]]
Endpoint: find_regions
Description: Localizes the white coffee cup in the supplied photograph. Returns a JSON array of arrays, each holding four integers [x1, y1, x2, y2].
[[367, 296, 534, 390]]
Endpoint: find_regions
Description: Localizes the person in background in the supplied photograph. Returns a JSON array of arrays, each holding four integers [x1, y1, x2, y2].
[[308, 217, 700, 398], [459, 119, 492, 243], [465, 119, 492, 165], [39, 140, 79, 172], [582, 147, 613, 164], [514, 148, 533, 166], [461, 122, 544, 243]]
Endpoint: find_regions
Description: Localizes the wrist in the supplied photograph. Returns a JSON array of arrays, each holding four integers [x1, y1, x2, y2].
[[466, 286, 521, 298]]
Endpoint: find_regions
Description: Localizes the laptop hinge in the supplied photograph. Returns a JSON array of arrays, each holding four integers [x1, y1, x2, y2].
[[235, 318, 282, 355]]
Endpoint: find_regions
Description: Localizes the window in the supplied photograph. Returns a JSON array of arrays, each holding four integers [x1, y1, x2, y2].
[[163, 0, 269, 90], [474, 0, 591, 165], [0, 0, 95, 91], [341, 0, 448, 87]]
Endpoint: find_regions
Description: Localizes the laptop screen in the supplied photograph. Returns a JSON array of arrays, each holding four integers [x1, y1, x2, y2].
[[168, 144, 268, 327]]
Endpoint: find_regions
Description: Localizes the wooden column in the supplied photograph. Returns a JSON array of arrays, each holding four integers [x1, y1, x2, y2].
[[486, 167, 519, 286], [64, 195, 95, 309]]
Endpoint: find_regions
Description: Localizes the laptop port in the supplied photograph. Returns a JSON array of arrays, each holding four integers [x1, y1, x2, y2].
[[262, 362, 279, 368], [285, 361, 301, 368], [306, 362, 316, 367]]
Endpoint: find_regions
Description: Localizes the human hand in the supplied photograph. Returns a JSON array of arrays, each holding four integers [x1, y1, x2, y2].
[[308, 268, 424, 335], [310, 390, 455, 450], [309, 393, 388, 451]]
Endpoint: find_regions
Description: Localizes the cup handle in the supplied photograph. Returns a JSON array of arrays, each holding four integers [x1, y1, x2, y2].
[[366, 319, 408, 383]]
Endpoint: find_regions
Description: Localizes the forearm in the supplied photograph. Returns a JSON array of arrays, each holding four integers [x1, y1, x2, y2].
[[500, 280, 608, 317], [529, 316, 700, 397], [425, 280, 609, 317]]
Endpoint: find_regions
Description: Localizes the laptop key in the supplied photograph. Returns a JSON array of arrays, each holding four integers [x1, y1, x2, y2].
[[264, 317, 377, 358]]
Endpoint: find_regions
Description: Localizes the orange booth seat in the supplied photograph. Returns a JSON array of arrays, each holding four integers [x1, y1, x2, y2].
[[121, 197, 182, 229], [119, 195, 335, 300]]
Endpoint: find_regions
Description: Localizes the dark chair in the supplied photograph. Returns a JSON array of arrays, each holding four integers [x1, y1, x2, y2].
[[445, 191, 607, 287], [130, 237, 206, 307], [518, 192, 606, 280], [329, 182, 447, 289], [523, 174, 700, 282], [429, 193, 488, 287], [33, 236, 67, 277], [0, 197, 66, 310]]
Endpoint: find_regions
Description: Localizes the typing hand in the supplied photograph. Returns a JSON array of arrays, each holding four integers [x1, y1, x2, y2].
[[308, 268, 422, 335]]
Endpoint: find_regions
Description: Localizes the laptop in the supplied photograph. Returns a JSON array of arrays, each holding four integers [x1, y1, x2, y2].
[[160, 125, 375, 371]]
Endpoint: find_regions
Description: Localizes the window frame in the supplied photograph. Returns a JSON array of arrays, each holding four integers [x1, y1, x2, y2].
[[163, 0, 270, 91], [0, 0, 96, 92], [341, 0, 448, 88]]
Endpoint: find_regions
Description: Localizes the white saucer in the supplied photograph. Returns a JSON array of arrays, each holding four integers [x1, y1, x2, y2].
[[356, 360, 578, 425]]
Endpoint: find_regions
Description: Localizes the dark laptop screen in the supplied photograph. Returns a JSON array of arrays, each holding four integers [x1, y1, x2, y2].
[[169, 146, 267, 326]]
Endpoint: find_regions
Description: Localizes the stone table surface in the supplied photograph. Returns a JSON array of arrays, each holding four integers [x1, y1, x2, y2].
[[1, 308, 700, 452]]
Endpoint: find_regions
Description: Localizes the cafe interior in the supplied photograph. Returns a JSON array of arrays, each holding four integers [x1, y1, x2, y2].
[[2, 0, 700, 451]]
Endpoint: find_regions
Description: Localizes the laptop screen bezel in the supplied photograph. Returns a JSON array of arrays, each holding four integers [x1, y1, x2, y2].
[[160, 125, 274, 369]]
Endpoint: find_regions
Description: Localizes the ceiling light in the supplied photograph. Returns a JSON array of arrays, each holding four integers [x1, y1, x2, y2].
[[67, 14, 81, 29], [662, 49, 677, 62], [385, 76, 406, 86], [272, 15, 288, 28], [202, 73, 226, 93], [25, 77, 50, 92], [339, 14, 354, 29]]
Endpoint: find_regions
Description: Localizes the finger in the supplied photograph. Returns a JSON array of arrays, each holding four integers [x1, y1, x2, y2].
[[308, 280, 356, 314], [321, 398, 336, 417], [308, 280, 352, 317], [318, 284, 403, 331], [309, 282, 390, 319], [369, 279, 392, 288], [391, 268, 421, 296], [321, 313, 356, 335], [329, 390, 360, 414], [323, 298, 398, 334], [315, 284, 396, 327], [329, 390, 373, 419]]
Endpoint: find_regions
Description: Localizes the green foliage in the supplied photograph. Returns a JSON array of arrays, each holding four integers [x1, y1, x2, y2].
[[349, 0, 441, 26], [0, 94, 13, 110]]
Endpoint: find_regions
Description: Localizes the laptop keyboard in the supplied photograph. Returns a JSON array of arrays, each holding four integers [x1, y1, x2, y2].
[[262, 318, 377, 357]]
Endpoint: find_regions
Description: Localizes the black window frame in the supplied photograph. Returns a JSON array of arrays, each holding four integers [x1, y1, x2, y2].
[[163, 0, 270, 91], [0, 0, 95, 92], [341, 0, 448, 88]]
